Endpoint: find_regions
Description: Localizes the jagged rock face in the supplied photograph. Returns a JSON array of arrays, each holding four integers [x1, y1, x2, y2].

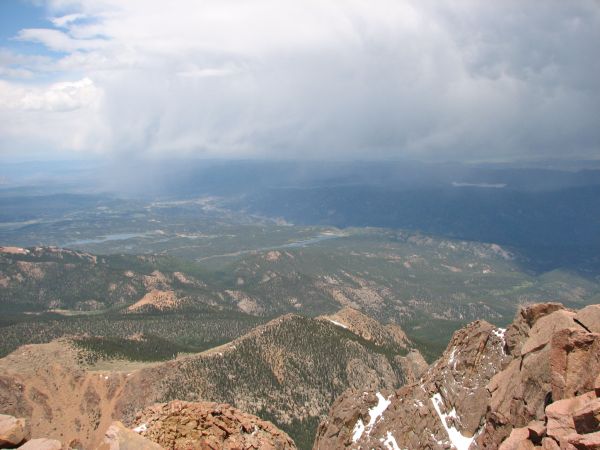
[[319, 307, 410, 349], [314, 320, 509, 449], [131, 400, 297, 449], [479, 306, 599, 449], [497, 376, 600, 450], [314, 302, 600, 450], [396, 349, 428, 384]]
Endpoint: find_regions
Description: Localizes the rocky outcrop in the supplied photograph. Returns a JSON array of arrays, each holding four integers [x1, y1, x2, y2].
[[0, 414, 27, 447], [319, 307, 427, 383], [1, 403, 297, 450], [314, 320, 508, 449], [96, 421, 162, 450], [396, 348, 429, 384], [17, 438, 62, 450], [131, 400, 297, 449], [319, 307, 411, 349], [314, 302, 600, 450], [0, 414, 63, 450]]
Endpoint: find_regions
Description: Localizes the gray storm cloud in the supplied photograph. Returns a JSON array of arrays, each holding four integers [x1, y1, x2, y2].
[[0, 0, 599, 162]]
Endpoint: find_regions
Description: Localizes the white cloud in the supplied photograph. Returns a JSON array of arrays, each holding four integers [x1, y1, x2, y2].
[[0, 77, 101, 112], [16, 28, 107, 52], [50, 13, 86, 28], [0, 77, 104, 156], [1, 0, 599, 160]]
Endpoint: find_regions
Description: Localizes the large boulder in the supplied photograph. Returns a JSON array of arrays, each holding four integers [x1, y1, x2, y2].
[[546, 392, 597, 443], [0, 414, 27, 447], [550, 328, 600, 401], [565, 430, 600, 449], [96, 421, 163, 450], [504, 303, 566, 357], [575, 305, 600, 333], [498, 427, 535, 450], [17, 438, 62, 450]]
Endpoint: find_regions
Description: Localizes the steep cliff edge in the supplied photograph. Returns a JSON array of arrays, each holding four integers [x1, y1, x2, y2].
[[314, 302, 600, 449]]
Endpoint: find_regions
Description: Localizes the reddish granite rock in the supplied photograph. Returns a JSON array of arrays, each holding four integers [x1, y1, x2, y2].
[[520, 310, 579, 356], [17, 438, 62, 450], [96, 421, 163, 450], [498, 427, 534, 450], [527, 420, 547, 443], [132, 400, 297, 450], [541, 437, 561, 450], [315, 302, 600, 450], [546, 392, 597, 443], [573, 397, 600, 434], [575, 305, 600, 333], [551, 328, 600, 401], [566, 430, 600, 449], [0, 414, 27, 447]]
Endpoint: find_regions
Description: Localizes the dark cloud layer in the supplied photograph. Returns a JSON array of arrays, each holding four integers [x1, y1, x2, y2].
[[0, 0, 599, 162]]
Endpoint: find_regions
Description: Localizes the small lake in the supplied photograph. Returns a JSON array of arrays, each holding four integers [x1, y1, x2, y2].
[[65, 232, 153, 246]]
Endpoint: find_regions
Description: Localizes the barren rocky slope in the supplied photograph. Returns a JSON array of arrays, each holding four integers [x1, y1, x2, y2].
[[314, 302, 600, 449], [130, 400, 297, 449], [0, 309, 420, 449], [1, 400, 297, 449]]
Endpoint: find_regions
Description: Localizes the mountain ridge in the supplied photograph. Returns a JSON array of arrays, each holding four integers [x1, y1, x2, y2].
[[0, 309, 419, 449]]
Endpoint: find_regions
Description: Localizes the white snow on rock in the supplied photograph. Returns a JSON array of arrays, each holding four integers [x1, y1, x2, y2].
[[492, 328, 506, 342], [448, 347, 458, 369], [351, 392, 392, 443], [366, 392, 392, 434], [431, 393, 475, 450], [327, 319, 348, 329], [492, 328, 507, 353], [132, 423, 147, 433], [352, 419, 365, 442]]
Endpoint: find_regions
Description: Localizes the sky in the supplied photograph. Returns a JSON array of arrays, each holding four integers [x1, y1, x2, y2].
[[0, 0, 599, 163]]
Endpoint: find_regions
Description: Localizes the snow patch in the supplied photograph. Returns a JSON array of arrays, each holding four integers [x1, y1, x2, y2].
[[448, 347, 458, 369], [492, 328, 506, 342], [492, 328, 507, 353], [327, 319, 348, 329], [351, 392, 392, 443], [352, 419, 365, 442], [132, 423, 147, 433], [367, 392, 391, 430], [431, 393, 475, 450]]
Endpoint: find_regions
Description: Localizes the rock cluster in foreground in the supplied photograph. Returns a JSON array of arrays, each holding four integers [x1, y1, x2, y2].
[[0, 414, 62, 450], [314, 302, 600, 449], [129, 400, 297, 450], [2, 400, 296, 450]]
